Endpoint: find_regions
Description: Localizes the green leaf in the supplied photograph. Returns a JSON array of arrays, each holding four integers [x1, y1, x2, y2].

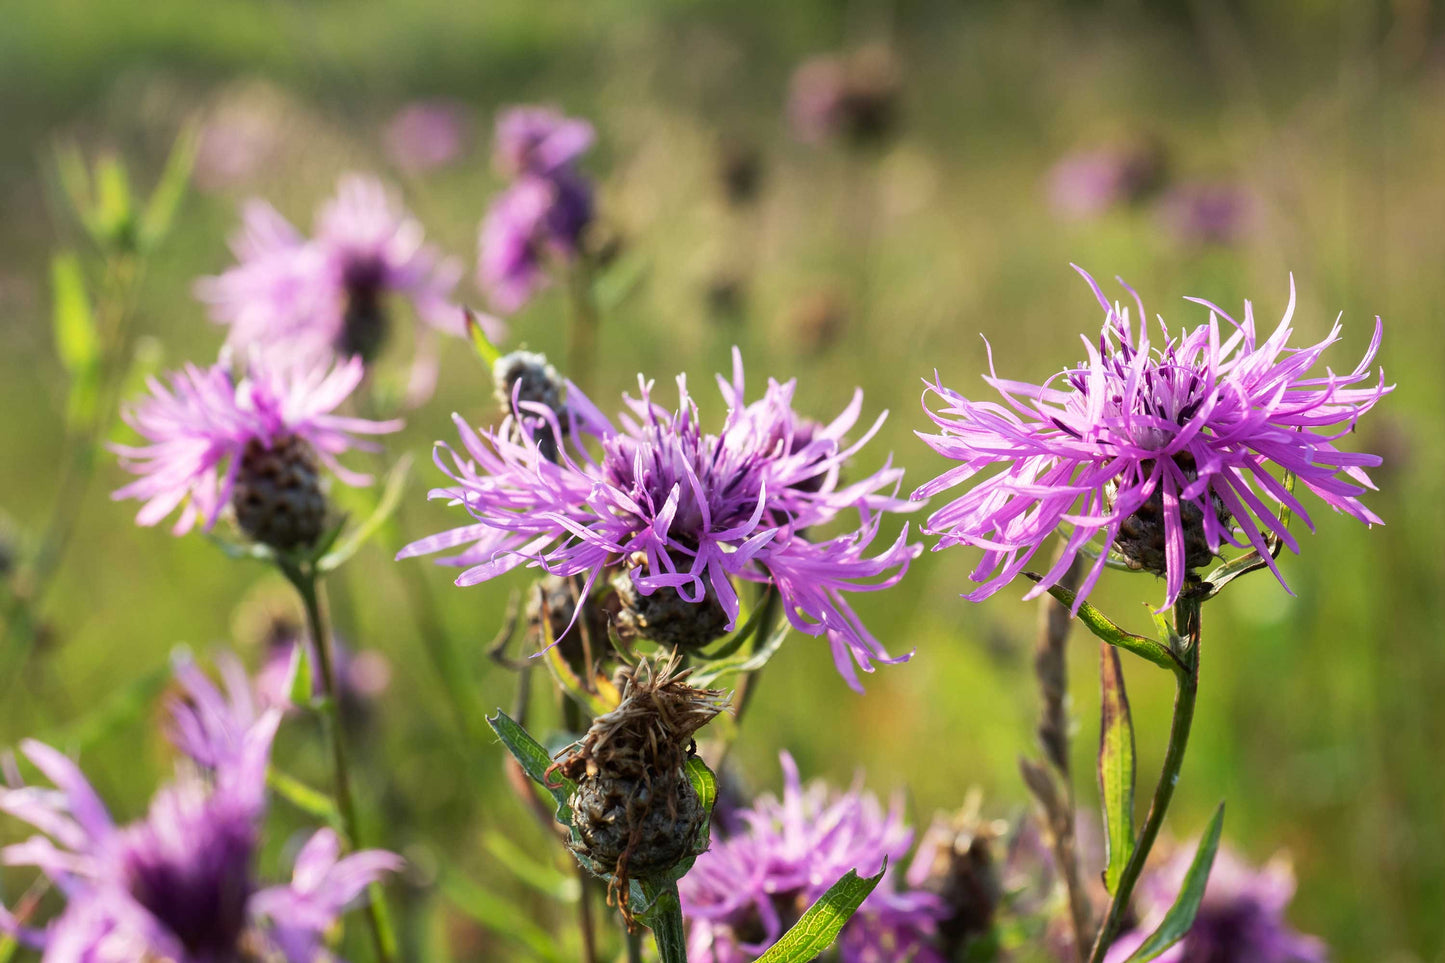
[[317, 455, 411, 573], [684, 754, 718, 857], [138, 124, 198, 250], [487, 710, 574, 823], [50, 253, 99, 373], [482, 831, 579, 902], [93, 154, 136, 249], [267, 768, 344, 832], [466, 308, 502, 369], [1027, 575, 1180, 674], [285, 639, 315, 708], [1098, 643, 1136, 895], [594, 251, 650, 312], [441, 871, 568, 963], [752, 864, 888, 963], [1121, 803, 1226, 963], [689, 608, 789, 688]]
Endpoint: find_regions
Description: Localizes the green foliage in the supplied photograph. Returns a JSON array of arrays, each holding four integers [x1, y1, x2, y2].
[[1098, 644, 1136, 896], [1120, 804, 1226, 962], [752, 864, 888, 963]]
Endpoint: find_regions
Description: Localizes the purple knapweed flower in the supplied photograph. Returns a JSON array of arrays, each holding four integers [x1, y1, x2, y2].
[[385, 100, 470, 173], [112, 353, 401, 540], [197, 174, 494, 372], [914, 268, 1390, 610], [0, 662, 400, 962], [492, 106, 595, 179], [680, 753, 946, 963], [1047, 142, 1165, 220], [787, 45, 900, 146], [1105, 846, 1327, 963], [477, 173, 593, 315], [1157, 181, 1257, 247], [399, 349, 919, 689], [478, 106, 595, 315], [254, 634, 392, 715]]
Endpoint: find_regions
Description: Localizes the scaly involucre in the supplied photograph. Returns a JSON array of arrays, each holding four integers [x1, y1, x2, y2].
[[914, 267, 1390, 609], [400, 348, 920, 689], [111, 353, 401, 535]]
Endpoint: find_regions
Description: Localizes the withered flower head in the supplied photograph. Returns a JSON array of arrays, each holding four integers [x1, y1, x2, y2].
[[551, 656, 730, 923]]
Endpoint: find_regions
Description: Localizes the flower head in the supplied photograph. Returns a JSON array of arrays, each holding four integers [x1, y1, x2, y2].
[[680, 753, 946, 963], [787, 45, 900, 147], [478, 171, 593, 314], [399, 349, 918, 689], [112, 353, 401, 545], [493, 106, 595, 178], [1105, 846, 1327, 963], [914, 268, 1390, 609], [0, 660, 399, 962], [1158, 181, 1256, 247], [1047, 142, 1165, 220], [385, 100, 470, 173], [197, 174, 491, 370]]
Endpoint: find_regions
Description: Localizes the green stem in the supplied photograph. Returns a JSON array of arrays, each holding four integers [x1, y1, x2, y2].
[[286, 563, 397, 963], [625, 929, 644, 963], [1087, 598, 1201, 963], [643, 880, 689, 963]]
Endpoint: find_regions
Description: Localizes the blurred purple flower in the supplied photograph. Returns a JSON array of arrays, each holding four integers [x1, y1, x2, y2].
[[680, 753, 946, 963], [787, 46, 900, 146], [197, 174, 496, 373], [399, 348, 919, 689], [385, 100, 471, 173], [492, 106, 595, 178], [254, 634, 392, 714], [1047, 143, 1165, 220], [1158, 181, 1257, 246], [914, 268, 1390, 610], [1105, 846, 1327, 963], [194, 108, 280, 192], [111, 353, 401, 536], [477, 173, 593, 314], [0, 660, 399, 962]]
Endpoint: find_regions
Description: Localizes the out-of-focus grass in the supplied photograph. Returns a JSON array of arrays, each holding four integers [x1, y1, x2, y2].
[[2, 1, 1443, 960]]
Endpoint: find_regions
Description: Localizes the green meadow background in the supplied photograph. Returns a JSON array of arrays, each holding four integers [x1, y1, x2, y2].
[[1, 1, 1442, 960]]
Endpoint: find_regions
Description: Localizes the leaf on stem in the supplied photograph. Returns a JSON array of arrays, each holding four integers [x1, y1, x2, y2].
[[284, 638, 315, 709], [138, 124, 199, 251], [50, 253, 102, 428], [1098, 643, 1136, 895], [752, 864, 888, 963], [1026, 575, 1180, 674], [268, 768, 344, 832], [487, 710, 576, 824], [1120, 803, 1226, 963], [466, 308, 503, 369]]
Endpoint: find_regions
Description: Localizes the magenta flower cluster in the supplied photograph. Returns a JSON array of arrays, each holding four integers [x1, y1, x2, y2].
[[401, 349, 919, 689], [111, 353, 400, 536], [478, 106, 596, 314], [197, 174, 494, 371], [680, 753, 946, 963], [915, 267, 1390, 609], [0, 658, 399, 962]]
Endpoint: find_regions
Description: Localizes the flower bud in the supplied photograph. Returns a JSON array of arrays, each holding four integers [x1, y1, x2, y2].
[[911, 808, 1006, 954], [337, 264, 389, 364], [231, 434, 327, 552], [553, 657, 729, 920]]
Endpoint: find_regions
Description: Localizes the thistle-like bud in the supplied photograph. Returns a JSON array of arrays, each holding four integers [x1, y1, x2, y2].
[[552, 656, 729, 920], [527, 574, 611, 675], [610, 572, 730, 651], [910, 806, 1006, 954], [231, 434, 327, 552], [1112, 454, 1231, 576], [494, 350, 569, 462]]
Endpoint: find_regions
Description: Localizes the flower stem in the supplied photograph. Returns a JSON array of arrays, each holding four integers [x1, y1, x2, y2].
[[643, 879, 689, 963], [1086, 597, 1202, 963], [286, 563, 397, 963]]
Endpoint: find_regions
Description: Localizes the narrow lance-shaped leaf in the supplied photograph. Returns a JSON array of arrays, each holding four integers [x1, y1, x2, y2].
[[285, 638, 315, 709], [1098, 643, 1136, 894], [752, 864, 887, 963], [1122, 802, 1226, 963], [486, 710, 575, 821], [317, 455, 412, 573], [138, 123, 199, 250]]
